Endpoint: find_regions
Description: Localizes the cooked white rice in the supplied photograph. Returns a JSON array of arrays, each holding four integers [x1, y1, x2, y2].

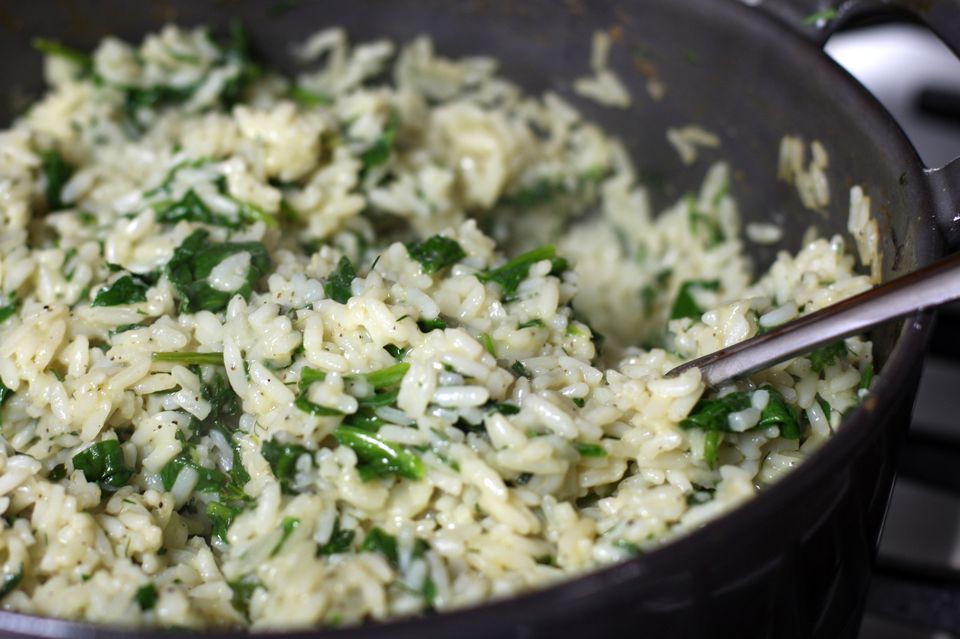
[[0, 25, 876, 630]]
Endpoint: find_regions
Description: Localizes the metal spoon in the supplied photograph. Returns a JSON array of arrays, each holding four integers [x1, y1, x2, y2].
[[666, 251, 960, 387]]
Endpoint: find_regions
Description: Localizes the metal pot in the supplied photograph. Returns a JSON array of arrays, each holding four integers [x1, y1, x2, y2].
[[0, 1, 957, 637]]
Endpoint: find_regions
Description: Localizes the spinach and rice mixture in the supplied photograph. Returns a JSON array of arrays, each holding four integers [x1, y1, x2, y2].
[[0, 25, 876, 629]]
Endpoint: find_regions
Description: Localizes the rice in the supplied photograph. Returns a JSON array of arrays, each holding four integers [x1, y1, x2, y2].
[[0, 25, 877, 630], [573, 31, 632, 108], [666, 125, 721, 166], [778, 134, 831, 211]]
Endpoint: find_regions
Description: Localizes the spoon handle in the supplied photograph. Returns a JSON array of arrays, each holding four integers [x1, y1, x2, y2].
[[667, 251, 960, 387]]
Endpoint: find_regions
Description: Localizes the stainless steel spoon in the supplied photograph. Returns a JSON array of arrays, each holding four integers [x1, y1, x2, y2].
[[666, 251, 960, 387]]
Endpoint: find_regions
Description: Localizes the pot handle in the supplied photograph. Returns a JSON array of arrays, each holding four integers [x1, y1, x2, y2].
[[758, 0, 960, 251]]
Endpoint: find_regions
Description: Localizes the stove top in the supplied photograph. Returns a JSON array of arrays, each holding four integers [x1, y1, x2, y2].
[[825, 22, 960, 639]]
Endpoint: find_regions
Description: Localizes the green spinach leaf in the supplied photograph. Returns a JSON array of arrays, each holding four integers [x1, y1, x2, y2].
[[135, 583, 158, 611], [270, 516, 300, 557], [316, 517, 355, 556], [670, 280, 720, 321], [0, 293, 16, 324], [261, 438, 312, 494], [476, 245, 556, 302], [406, 236, 466, 274], [809, 340, 848, 373], [72, 440, 133, 491], [165, 229, 271, 313], [360, 111, 399, 171], [91, 273, 154, 307], [32, 38, 93, 74], [40, 150, 74, 211], [757, 386, 802, 439], [324, 256, 355, 304], [0, 566, 23, 599], [334, 426, 424, 481]]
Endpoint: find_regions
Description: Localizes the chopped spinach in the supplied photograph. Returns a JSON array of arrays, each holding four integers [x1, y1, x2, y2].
[[670, 279, 721, 321], [354, 388, 402, 411], [614, 540, 642, 556], [324, 256, 356, 304], [512, 472, 533, 487], [32, 38, 93, 73], [72, 440, 133, 491], [77, 210, 97, 226], [288, 84, 333, 107], [510, 361, 530, 378], [143, 158, 209, 198], [220, 21, 262, 108], [124, 84, 197, 126], [152, 351, 225, 366], [690, 212, 725, 247], [40, 149, 74, 211], [0, 293, 17, 324], [154, 187, 274, 229], [518, 319, 545, 329], [757, 386, 802, 439], [361, 526, 399, 565], [207, 501, 243, 543], [574, 442, 607, 458], [294, 395, 344, 417], [0, 381, 12, 425], [341, 408, 387, 431], [406, 235, 466, 274], [298, 367, 327, 388], [534, 554, 557, 567], [680, 392, 753, 432], [480, 333, 497, 357], [270, 517, 300, 557], [110, 324, 144, 337], [161, 423, 250, 512], [201, 373, 241, 424], [91, 273, 154, 307], [0, 566, 23, 599], [165, 229, 272, 313], [293, 367, 341, 417], [504, 178, 564, 208], [809, 340, 848, 373], [229, 576, 261, 619], [476, 245, 556, 302], [364, 363, 410, 389], [278, 198, 300, 222], [316, 518, 355, 556], [421, 577, 437, 606], [383, 344, 408, 361], [261, 438, 312, 494], [485, 401, 520, 415], [48, 464, 67, 481], [295, 363, 409, 418], [160, 454, 232, 495], [135, 583, 158, 611], [549, 257, 570, 277], [682, 386, 804, 463], [572, 397, 586, 408], [803, 8, 838, 24], [360, 111, 399, 171], [335, 426, 424, 481], [859, 364, 874, 391], [417, 317, 447, 332], [703, 430, 723, 468], [154, 189, 233, 228], [816, 394, 832, 420]]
